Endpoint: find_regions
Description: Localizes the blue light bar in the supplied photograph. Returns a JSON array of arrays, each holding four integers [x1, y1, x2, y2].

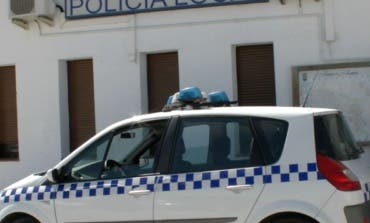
[[208, 91, 229, 104], [178, 87, 203, 103], [166, 95, 174, 105]]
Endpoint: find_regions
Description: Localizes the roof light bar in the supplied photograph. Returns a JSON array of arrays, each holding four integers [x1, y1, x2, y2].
[[208, 91, 229, 105], [166, 95, 174, 105], [178, 87, 203, 103], [163, 87, 237, 112]]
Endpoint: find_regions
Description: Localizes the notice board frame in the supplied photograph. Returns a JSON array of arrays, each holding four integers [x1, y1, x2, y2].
[[292, 61, 370, 144]]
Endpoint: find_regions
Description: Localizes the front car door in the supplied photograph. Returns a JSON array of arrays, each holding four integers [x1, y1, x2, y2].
[[53, 119, 168, 223], [154, 115, 288, 223]]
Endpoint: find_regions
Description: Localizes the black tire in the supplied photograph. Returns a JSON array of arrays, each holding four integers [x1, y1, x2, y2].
[[269, 216, 315, 223], [12, 216, 39, 223]]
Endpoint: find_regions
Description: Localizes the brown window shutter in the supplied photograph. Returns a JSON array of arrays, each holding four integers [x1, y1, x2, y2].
[[0, 66, 19, 160], [147, 52, 180, 112], [236, 44, 276, 106], [67, 59, 96, 152]]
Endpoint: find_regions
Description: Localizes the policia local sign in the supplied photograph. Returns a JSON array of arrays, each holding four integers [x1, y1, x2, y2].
[[66, 0, 268, 19]]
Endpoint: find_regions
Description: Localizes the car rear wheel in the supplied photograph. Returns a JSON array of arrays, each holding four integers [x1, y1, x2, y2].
[[12, 216, 39, 223], [270, 216, 315, 223]]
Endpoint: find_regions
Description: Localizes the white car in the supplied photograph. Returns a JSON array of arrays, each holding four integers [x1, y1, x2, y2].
[[0, 88, 369, 223]]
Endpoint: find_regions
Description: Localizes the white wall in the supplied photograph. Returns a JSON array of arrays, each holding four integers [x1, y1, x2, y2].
[[0, 0, 369, 188]]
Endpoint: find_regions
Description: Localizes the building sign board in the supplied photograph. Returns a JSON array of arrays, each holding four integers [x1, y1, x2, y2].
[[65, 0, 269, 19]]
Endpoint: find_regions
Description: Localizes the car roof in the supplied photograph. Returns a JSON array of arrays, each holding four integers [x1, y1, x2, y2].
[[125, 106, 338, 123]]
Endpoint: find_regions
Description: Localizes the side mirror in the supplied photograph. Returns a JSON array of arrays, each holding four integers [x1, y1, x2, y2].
[[46, 168, 60, 183], [104, 159, 122, 170]]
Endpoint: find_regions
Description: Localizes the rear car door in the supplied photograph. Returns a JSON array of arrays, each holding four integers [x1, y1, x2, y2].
[[154, 116, 288, 223], [53, 119, 168, 223]]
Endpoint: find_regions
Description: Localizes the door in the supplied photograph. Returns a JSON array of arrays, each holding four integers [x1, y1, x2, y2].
[[0, 66, 19, 160], [68, 59, 96, 152], [54, 119, 168, 223], [154, 116, 267, 223], [147, 52, 179, 112], [236, 44, 276, 106]]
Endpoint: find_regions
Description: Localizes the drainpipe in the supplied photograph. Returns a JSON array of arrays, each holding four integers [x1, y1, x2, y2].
[[323, 0, 336, 43], [129, 14, 138, 63]]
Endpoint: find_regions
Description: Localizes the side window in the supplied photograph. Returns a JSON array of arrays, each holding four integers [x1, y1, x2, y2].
[[101, 121, 167, 179], [172, 117, 263, 173], [171, 116, 288, 173], [106, 126, 153, 163], [61, 119, 168, 182], [181, 124, 209, 165], [226, 122, 254, 159], [61, 134, 111, 182], [252, 118, 288, 164]]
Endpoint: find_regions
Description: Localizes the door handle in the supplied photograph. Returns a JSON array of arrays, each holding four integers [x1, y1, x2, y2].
[[128, 189, 152, 197], [226, 185, 253, 193]]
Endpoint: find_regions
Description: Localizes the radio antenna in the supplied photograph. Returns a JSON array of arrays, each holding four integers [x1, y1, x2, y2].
[[301, 71, 320, 107]]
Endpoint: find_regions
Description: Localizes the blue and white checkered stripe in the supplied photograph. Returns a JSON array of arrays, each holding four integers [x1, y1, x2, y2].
[[156, 163, 321, 191], [268, 163, 322, 183], [364, 183, 370, 202], [0, 186, 53, 203], [53, 176, 156, 200], [0, 163, 323, 203], [0, 176, 156, 204]]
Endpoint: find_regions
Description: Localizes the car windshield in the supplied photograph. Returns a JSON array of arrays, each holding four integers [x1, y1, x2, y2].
[[314, 113, 363, 161]]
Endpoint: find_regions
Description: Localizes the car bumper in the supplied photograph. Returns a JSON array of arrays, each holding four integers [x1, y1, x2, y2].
[[344, 201, 370, 223]]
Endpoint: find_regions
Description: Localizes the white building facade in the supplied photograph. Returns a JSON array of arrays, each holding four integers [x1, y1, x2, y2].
[[0, 0, 369, 188]]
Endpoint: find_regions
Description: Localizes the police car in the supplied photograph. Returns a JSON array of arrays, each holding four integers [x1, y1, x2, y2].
[[0, 87, 369, 223]]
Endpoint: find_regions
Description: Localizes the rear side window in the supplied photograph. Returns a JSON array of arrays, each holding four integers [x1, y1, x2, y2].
[[314, 114, 362, 161], [253, 118, 289, 164], [171, 116, 288, 173]]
